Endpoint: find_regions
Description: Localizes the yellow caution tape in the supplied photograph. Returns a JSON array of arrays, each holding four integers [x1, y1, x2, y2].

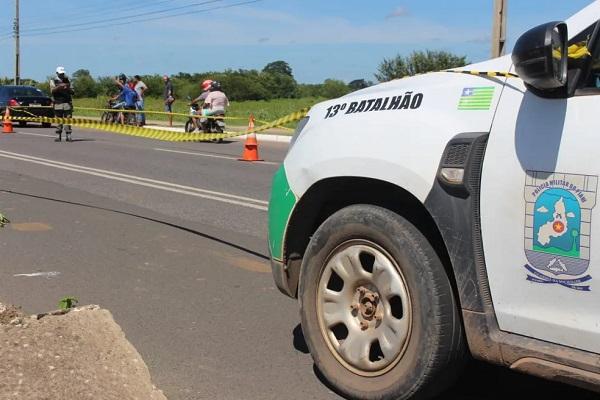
[[446, 70, 519, 78], [9, 105, 53, 109], [4, 108, 309, 142], [74, 106, 248, 121], [9, 105, 297, 130], [10, 107, 42, 118]]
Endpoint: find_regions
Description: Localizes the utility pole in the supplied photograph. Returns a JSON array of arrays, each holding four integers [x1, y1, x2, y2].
[[491, 0, 507, 58], [13, 0, 20, 85]]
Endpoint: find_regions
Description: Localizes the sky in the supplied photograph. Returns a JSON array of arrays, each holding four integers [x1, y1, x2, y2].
[[0, 0, 595, 84]]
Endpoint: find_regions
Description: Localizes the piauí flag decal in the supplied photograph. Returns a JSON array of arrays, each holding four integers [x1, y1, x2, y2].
[[458, 87, 495, 110]]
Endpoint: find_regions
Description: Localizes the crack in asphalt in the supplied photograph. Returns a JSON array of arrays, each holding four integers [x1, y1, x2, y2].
[[1, 189, 269, 261]]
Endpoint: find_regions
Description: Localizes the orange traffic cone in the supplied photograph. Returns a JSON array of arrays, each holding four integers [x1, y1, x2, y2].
[[2, 107, 13, 134], [239, 114, 263, 162]]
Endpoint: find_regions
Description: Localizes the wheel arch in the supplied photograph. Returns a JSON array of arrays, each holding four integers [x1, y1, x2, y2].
[[282, 176, 457, 301]]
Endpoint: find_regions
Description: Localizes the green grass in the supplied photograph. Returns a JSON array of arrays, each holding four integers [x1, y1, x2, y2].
[[72, 96, 323, 131]]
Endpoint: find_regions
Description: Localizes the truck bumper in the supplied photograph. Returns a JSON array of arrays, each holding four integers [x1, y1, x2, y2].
[[271, 258, 295, 298]]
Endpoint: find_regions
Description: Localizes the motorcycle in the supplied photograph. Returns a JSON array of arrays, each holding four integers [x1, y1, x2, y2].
[[184, 100, 202, 133], [185, 97, 226, 142], [202, 111, 226, 134], [101, 99, 119, 123], [101, 99, 136, 125]]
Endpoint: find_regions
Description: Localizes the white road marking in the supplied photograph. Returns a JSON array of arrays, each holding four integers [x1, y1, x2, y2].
[[14, 271, 61, 278], [154, 148, 279, 165], [17, 131, 55, 138], [0, 150, 268, 211]]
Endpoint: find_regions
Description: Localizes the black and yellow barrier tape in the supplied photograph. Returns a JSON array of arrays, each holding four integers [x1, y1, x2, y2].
[[11, 107, 43, 118], [74, 106, 249, 121], [446, 70, 519, 78], [8, 105, 295, 130], [4, 108, 309, 142]]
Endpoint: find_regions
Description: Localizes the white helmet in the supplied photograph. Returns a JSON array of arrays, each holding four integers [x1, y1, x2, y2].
[[56, 66, 66, 74]]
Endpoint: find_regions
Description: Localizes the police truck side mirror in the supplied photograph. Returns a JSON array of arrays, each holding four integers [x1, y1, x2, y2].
[[512, 21, 568, 94]]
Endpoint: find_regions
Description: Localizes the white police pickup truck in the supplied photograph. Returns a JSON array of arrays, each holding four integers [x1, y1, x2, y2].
[[268, 3, 600, 399]]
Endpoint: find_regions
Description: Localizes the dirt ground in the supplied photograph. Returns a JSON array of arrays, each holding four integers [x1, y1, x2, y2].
[[0, 303, 167, 400]]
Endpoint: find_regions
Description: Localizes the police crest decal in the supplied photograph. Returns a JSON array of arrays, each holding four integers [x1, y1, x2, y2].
[[524, 171, 597, 291]]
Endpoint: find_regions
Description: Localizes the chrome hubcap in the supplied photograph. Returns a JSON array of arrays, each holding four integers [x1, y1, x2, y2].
[[316, 240, 412, 376]]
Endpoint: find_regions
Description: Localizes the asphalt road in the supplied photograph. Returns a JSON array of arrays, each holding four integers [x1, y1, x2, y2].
[[0, 125, 596, 400]]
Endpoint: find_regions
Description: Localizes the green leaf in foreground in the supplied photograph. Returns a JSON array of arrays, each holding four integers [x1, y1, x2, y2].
[[0, 213, 9, 227], [58, 296, 79, 310]]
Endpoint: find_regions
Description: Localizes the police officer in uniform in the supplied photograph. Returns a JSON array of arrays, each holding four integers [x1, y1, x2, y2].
[[50, 66, 74, 142]]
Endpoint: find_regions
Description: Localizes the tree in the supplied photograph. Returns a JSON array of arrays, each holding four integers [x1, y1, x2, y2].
[[96, 76, 119, 96], [375, 50, 467, 82], [71, 69, 98, 98], [297, 83, 324, 98], [35, 78, 51, 95], [262, 61, 293, 77], [217, 69, 270, 101], [348, 79, 371, 91], [321, 79, 351, 99], [260, 71, 297, 99]]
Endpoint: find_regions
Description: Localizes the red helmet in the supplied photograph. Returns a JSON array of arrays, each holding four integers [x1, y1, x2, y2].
[[201, 79, 213, 91]]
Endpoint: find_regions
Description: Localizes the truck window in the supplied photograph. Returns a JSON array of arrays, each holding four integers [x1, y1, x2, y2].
[[569, 22, 600, 89]]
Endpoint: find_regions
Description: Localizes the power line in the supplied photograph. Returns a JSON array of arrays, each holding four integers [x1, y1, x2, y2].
[[9, 0, 262, 38], [22, 0, 172, 26], [21, 0, 198, 34], [0, 0, 177, 39]]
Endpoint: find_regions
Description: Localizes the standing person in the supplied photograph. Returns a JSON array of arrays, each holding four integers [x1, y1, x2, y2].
[[49, 66, 74, 142], [163, 75, 175, 127], [113, 74, 138, 125], [133, 75, 148, 127]]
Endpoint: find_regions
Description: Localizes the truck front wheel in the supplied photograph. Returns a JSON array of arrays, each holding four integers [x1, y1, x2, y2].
[[299, 204, 466, 400]]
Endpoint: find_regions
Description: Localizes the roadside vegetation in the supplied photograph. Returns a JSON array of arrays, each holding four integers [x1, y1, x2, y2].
[[72, 96, 324, 127], [1, 51, 467, 127]]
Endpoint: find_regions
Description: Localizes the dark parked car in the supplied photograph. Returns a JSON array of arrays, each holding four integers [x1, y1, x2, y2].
[[0, 85, 54, 127]]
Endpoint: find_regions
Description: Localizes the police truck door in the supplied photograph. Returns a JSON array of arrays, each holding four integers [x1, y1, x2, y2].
[[480, 20, 600, 353]]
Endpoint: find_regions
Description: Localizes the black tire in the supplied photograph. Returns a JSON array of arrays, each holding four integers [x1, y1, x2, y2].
[[18, 121, 26, 127], [185, 119, 195, 133], [101, 112, 111, 124], [41, 122, 51, 128], [299, 205, 466, 400]]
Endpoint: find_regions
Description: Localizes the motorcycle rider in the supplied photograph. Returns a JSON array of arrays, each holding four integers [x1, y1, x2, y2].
[[191, 79, 213, 105], [189, 79, 212, 130], [112, 74, 138, 125], [50, 66, 74, 142], [203, 80, 229, 117]]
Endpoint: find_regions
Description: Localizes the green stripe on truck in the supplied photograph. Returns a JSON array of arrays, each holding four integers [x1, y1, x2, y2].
[[268, 165, 297, 261]]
